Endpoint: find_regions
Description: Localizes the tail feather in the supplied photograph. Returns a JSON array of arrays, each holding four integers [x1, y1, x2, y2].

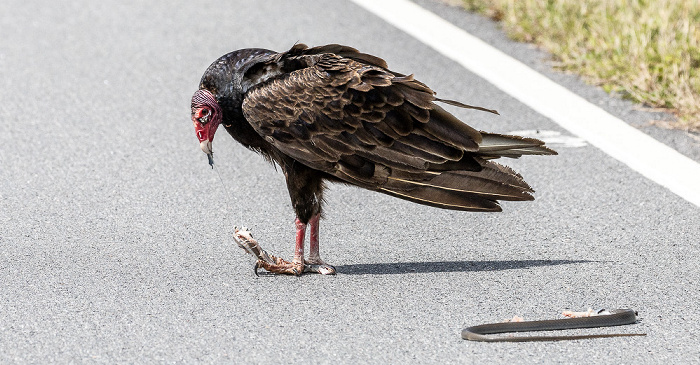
[[478, 133, 558, 158], [379, 159, 536, 211], [419, 105, 482, 151], [380, 186, 503, 212]]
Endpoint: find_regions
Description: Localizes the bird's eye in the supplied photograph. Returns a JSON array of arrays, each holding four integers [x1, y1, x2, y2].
[[195, 107, 212, 124]]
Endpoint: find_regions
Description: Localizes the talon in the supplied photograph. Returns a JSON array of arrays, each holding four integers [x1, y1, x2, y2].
[[254, 261, 261, 277]]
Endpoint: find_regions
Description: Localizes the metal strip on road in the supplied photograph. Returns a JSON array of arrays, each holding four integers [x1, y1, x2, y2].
[[350, 0, 700, 208]]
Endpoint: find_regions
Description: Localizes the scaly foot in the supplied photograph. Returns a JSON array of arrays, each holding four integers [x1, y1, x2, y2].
[[304, 258, 336, 275]]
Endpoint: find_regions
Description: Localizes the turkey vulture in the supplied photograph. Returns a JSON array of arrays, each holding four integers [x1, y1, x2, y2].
[[191, 44, 556, 275]]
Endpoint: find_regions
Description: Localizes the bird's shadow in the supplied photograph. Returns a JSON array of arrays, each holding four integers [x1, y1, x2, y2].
[[334, 259, 592, 275]]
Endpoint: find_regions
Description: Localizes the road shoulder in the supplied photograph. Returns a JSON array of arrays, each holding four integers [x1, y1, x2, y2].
[[416, 0, 700, 163]]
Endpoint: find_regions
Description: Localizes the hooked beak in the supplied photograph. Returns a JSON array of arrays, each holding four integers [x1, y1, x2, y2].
[[199, 139, 212, 155], [201, 140, 214, 167], [193, 119, 216, 168]]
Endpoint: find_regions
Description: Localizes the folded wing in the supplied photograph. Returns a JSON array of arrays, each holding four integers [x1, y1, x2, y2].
[[242, 44, 556, 212]]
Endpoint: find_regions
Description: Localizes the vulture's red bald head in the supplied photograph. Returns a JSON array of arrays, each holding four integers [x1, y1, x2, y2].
[[191, 89, 223, 165]]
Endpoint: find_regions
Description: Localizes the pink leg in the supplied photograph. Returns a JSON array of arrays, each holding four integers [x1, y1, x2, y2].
[[293, 218, 306, 265], [308, 214, 320, 261], [304, 214, 336, 275]]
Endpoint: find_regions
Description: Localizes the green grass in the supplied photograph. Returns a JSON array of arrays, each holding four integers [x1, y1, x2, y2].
[[461, 0, 700, 131]]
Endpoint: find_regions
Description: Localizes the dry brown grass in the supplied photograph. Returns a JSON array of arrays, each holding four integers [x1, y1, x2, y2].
[[462, 0, 700, 131]]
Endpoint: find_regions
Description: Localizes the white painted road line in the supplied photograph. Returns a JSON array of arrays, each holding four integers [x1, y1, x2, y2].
[[350, 0, 700, 208]]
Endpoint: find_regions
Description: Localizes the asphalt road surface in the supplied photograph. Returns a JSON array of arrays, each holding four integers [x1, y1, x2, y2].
[[1, 0, 699, 363]]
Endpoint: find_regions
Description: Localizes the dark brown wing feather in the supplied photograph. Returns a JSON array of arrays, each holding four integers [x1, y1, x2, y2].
[[242, 45, 556, 212]]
